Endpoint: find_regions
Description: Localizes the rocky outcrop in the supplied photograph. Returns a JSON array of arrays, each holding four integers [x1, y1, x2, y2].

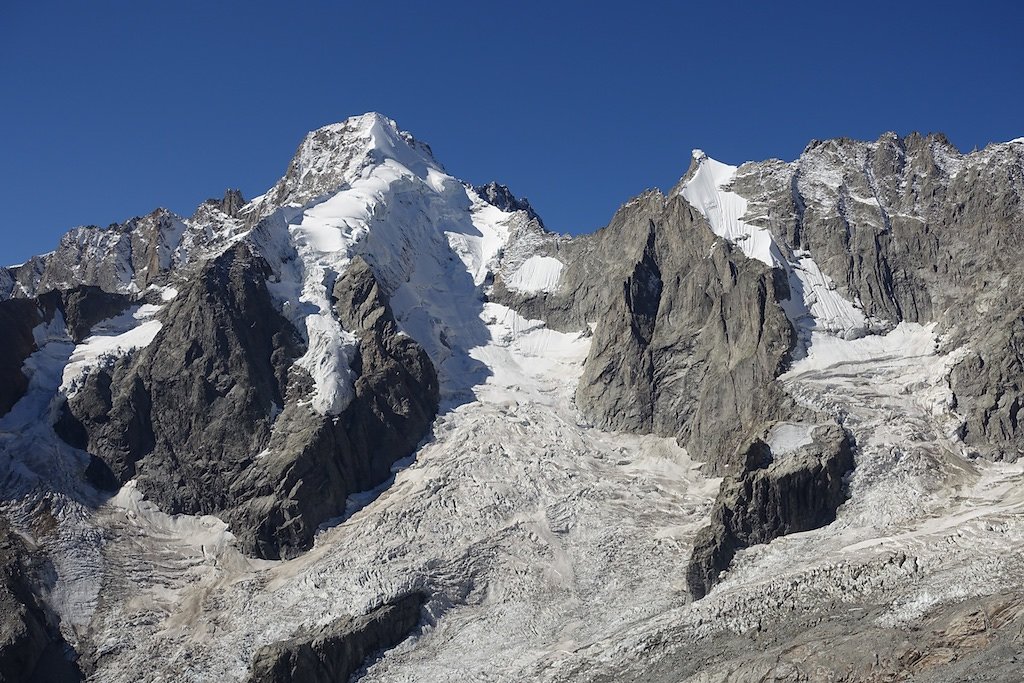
[[494, 191, 796, 476], [53, 286, 133, 343], [949, 310, 1024, 461], [57, 242, 298, 503], [686, 423, 855, 599], [226, 257, 439, 558], [5, 208, 187, 299], [730, 134, 1024, 461], [213, 188, 246, 218], [0, 299, 43, 417], [474, 181, 544, 226], [0, 517, 80, 682], [57, 246, 438, 558], [248, 593, 424, 683], [0, 286, 129, 417]]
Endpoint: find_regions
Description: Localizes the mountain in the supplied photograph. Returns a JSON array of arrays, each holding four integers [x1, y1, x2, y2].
[[0, 114, 1022, 681]]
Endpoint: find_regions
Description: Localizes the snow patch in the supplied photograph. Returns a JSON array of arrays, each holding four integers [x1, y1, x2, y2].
[[781, 322, 939, 379], [767, 422, 816, 456], [110, 481, 236, 558], [156, 285, 179, 301], [474, 303, 590, 403], [60, 306, 163, 397], [506, 256, 565, 294], [781, 250, 869, 340], [679, 155, 785, 268]]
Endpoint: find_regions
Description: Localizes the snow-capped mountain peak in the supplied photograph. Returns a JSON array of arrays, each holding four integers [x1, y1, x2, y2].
[[240, 114, 537, 416], [244, 112, 442, 222]]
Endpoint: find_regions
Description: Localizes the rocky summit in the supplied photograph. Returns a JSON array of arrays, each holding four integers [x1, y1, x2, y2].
[[0, 113, 1022, 681]]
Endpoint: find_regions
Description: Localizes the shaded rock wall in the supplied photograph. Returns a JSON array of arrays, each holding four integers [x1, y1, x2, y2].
[[58, 247, 438, 558], [0, 299, 42, 417], [248, 593, 424, 683], [0, 286, 131, 418], [686, 424, 855, 599], [0, 517, 81, 682]]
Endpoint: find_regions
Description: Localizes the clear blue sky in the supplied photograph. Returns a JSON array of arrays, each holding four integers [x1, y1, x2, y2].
[[2, 1, 1022, 265]]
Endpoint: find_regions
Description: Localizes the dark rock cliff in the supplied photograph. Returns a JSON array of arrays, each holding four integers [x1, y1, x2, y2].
[[57, 246, 438, 558], [0, 299, 42, 418], [686, 423, 856, 599], [0, 517, 81, 682], [248, 593, 424, 683], [227, 256, 439, 558], [0, 286, 131, 417]]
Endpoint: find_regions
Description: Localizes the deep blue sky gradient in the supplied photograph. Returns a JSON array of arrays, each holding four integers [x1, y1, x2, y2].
[[2, 0, 1022, 264]]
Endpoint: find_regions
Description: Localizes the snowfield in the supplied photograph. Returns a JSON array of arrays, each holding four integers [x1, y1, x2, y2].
[[506, 255, 565, 294]]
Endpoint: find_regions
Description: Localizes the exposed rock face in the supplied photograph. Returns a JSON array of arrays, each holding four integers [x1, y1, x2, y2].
[[0, 286, 129, 417], [57, 242, 298, 505], [493, 135, 1024, 471], [57, 246, 438, 558], [474, 181, 544, 226], [227, 257, 439, 558], [0, 299, 42, 417], [949, 311, 1024, 461], [248, 593, 424, 683], [4, 208, 187, 298], [0, 517, 80, 682], [730, 134, 1024, 460], [686, 423, 855, 599], [54, 286, 133, 343], [215, 188, 246, 218], [494, 191, 796, 476], [329, 257, 439, 473]]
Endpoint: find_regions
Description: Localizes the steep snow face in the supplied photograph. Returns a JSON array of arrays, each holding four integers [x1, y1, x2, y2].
[[680, 151, 869, 343], [248, 114, 523, 413], [506, 255, 565, 294], [680, 150, 786, 268]]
